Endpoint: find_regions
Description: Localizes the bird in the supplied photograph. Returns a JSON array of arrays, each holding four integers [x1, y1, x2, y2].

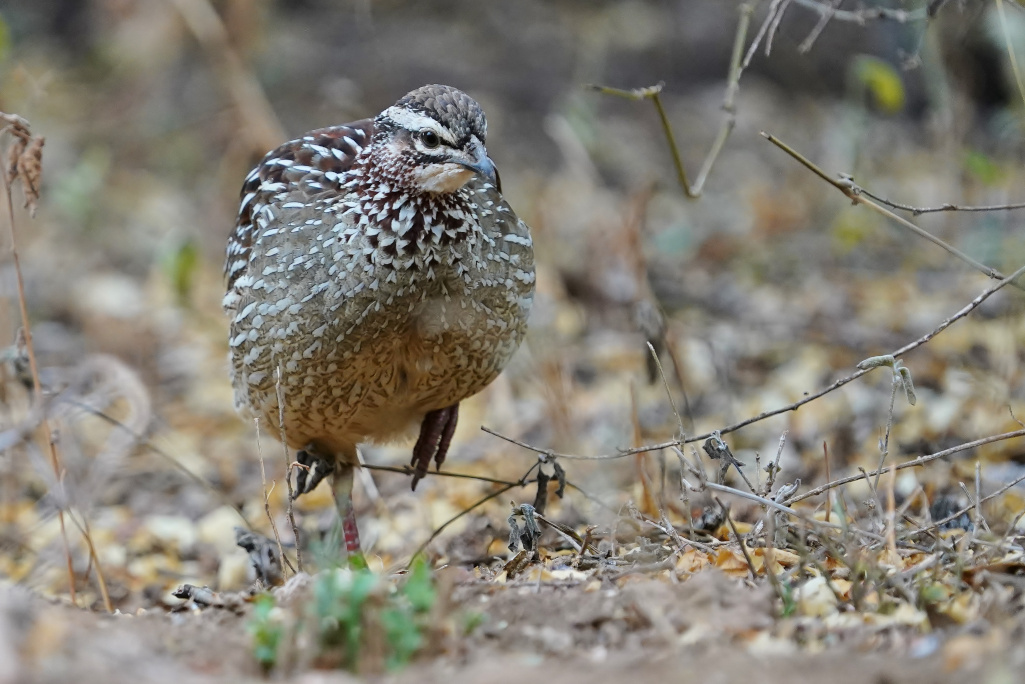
[[223, 84, 535, 559]]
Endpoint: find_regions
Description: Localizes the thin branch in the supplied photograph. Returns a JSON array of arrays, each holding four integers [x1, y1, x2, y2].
[[873, 372, 900, 490], [407, 466, 538, 565], [798, 0, 844, 53], [909, 471, 1025, 537], [761, 132, 1022, 289], [857, 189, 1025, 216], [64, 510, 112, 612], [716, 498, 758, 581], [704, 481, 887, 544], [481, 424, 680, 462], [745, 0, 787, 68], [487, 262, 1025, 465], [587, 1, 754, 198], [275, 366, 302, 574], [362, 462, 522, 487], [170, 0, 286, 154], [789, 428, 1025, 505], [792, 0, 927, 23], [254, 418, 293, 577], [589, 83, 696, 197]]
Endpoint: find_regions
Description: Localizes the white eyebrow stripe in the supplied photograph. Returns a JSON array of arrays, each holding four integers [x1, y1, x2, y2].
[[382, 106, 458, 146]]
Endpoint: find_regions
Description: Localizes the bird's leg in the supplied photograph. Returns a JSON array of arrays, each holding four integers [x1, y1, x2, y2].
[[331, 462, 366, 567], [294, 448, 335, 499], [410, 404, 459, 490]]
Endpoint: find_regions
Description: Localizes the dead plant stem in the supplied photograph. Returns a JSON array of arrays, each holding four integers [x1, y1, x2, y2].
[[275, 366, 302, 573], [716, 498, 758, 581], [588, 1, 753, 199], [873, 375, 899, 490], [761, 132, 1024, 291], [792, 428, 1025, 505], [0, 121, 78, 606], [255, 418, 293, 576]]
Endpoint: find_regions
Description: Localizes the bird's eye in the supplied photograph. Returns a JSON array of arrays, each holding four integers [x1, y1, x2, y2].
[[419, 130, 440, 148]]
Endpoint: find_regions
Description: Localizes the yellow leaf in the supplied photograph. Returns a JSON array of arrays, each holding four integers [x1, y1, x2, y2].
[[852, 55, 906, 114]]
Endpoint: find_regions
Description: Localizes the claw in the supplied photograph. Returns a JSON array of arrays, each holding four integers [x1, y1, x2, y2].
[[294, 448, 335, 499], [410, 404, 459, 490]]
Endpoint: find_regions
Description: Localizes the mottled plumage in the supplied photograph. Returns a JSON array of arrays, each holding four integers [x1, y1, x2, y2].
[[224, 85, 534, 555]]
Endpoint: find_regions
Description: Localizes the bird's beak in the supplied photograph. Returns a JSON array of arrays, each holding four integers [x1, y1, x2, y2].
[[459, 139, 498, 186]]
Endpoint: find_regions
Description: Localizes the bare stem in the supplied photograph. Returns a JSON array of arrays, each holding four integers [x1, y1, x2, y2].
[[858, 189, 1025, 217], [407, 465, 538, 566], [275, 365, 302, 573], [0, 118, 78, 606], [761, 132, 1023, 290], [790, 428, 1025, 505], [255, 418, 293, 577], [587, 1, 754, 199]]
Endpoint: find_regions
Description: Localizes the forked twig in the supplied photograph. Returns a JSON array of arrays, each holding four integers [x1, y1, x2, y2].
[[588, 2, 754, 199], [761, 132, 1023, 290], [790, 428, 1025, 505]]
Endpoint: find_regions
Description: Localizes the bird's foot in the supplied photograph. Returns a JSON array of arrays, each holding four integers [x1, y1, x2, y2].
[[294, 448, 335, 499], [410, 404, 459, 491]]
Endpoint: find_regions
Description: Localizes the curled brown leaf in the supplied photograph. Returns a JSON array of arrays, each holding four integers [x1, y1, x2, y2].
[[15, 136, 44, 217], [1, 112, 44, 217], [5, 133, 25, 185]]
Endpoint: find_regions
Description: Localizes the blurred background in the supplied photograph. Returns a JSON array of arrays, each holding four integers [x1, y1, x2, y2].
[[1, 0, 1025, 609]]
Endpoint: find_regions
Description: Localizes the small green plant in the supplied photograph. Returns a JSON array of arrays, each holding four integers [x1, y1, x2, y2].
[[248, 593, 284, 673], [311, 558, 437, 672], [778, 581, 798, 618], [313, 565, 378, 668], [251, 557, 439, 674]]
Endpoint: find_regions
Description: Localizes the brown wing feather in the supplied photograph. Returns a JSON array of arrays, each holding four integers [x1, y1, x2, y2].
[[224, 119, 376, 291]]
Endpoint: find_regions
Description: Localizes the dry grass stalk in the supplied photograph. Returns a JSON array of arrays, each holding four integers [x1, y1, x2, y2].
[[275, 365, 303, 573], [254, 417, 292, 581], [0, 112, 84, 607]]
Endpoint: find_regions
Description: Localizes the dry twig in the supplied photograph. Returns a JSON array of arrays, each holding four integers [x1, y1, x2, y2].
[[790, 428, 1025, 505], [0, 113, 82, 607], [588, 1, 754, 199], [856, 190, 1025, 217], [254, 418, 294, 577], [761, 132, 1023, 289], [275, 366, 302, 573]]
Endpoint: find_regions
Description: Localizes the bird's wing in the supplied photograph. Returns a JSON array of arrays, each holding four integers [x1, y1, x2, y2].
[[224, 119, 375, 291]]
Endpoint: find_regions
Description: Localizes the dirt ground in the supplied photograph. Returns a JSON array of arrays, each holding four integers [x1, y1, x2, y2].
[[4, 570, 1019, 684]]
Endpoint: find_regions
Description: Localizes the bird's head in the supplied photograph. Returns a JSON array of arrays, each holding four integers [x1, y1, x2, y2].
[[372, 84, 498, 194]]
